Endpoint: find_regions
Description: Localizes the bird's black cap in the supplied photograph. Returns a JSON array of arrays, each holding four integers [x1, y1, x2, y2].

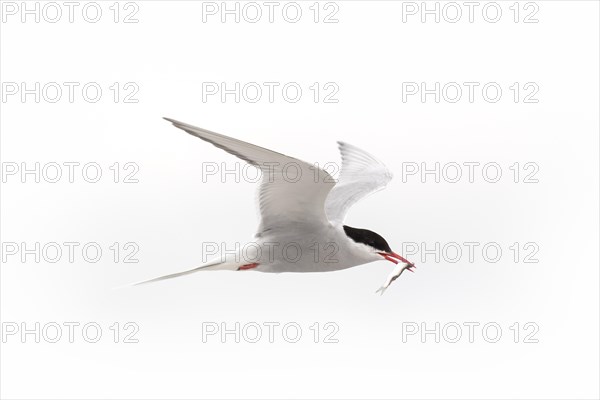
[[343, 225, 392, 253]]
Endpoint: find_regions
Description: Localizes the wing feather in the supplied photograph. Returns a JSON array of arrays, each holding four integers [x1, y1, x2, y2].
[[325, 141, 393, 224], [164, 118, 335, 235]]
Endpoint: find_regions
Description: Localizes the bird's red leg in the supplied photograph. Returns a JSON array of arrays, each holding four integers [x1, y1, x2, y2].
[[238, 263, 259, 271]]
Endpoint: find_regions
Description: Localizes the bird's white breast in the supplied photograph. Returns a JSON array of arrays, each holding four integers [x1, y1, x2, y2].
[[250, 223, 381, 273]]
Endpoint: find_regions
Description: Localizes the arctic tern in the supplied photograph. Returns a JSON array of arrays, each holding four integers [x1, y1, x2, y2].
[[137, 118, 416, 292]]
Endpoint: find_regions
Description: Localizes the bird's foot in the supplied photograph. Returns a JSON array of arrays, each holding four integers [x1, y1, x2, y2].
[[237, 263, 259, 271]]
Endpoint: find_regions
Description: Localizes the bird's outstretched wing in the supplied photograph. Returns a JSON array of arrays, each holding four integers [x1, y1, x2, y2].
[[164, 118, 335, 236], [325, 142, 393, 224]]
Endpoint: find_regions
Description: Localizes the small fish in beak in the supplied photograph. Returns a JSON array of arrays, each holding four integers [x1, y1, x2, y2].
[[375, 261, 416, 295]]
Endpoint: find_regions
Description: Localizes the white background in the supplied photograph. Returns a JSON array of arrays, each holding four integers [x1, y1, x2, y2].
[[1, 1, 599, 399]]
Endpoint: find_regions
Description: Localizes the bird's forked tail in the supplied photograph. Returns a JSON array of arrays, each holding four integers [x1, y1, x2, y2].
[[131, 258, 238, 286]]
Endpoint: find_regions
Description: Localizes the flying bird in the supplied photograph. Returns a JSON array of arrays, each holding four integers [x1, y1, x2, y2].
[[137, 118, 415, 292]]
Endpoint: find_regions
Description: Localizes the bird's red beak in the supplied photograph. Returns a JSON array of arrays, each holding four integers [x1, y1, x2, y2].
[[378, 252, 401, 264], [377, 252, 415, 268]]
